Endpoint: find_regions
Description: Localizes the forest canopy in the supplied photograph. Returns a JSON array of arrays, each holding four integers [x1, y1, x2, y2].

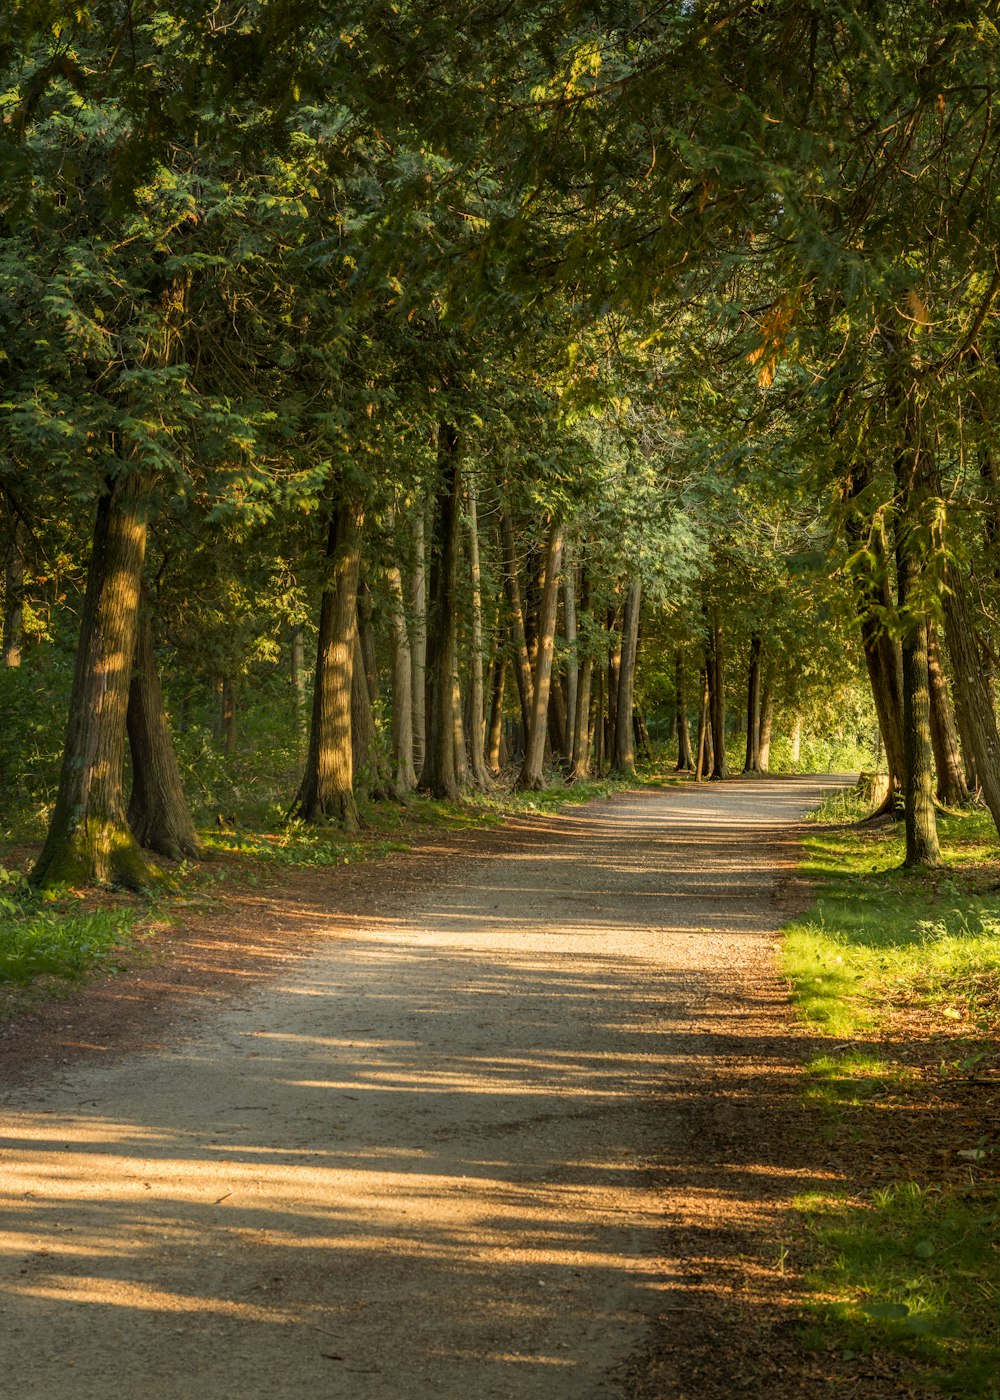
[[1, 0, 998, 884]]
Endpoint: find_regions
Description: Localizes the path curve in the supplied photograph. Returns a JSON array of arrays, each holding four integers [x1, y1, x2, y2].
[[0, 776, 845, 1399]]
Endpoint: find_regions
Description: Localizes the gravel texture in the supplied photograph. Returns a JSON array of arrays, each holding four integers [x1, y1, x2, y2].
[[0, 775, 849, 1399]]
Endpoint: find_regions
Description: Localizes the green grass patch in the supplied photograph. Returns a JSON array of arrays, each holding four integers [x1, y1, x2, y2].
[[0, 867, 136, 987], [785, 808, 1000, 1395], [798, 1185, 1000, 1396], [782, 814, 1000, 1038]]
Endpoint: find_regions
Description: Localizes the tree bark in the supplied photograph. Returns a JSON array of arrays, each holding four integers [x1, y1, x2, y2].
[[409, 504, 427, 776], [127, 598, 202, 861], [386, 560, 417, 795], [352, 626, 391, 800], [675, 647, 693, 771], [465, 482, 491, 789], [500, 509, 534, 738], [927, 622, 968, 807], [758, 680, 774, 773], [290, 624, 307, 733], [593, 658, 605, 776], [695, 665, 712, 782], [894, 424, 940, 868], [517, 519, 563, 790], [707, 607, 728, 780], [845, 467, 906, 799], [420, 425, 462, 800], [32, 472, 154, 889], [563, 550, 578, 765], [486, 632, 507, 775], [611, 578, 642, 776], [292, 496, 364, 830], [743, 633, 762, 774], [940, 560, 1000, 833]]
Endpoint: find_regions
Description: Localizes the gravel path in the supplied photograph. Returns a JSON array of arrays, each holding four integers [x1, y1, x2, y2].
[[0, 776, 846, 1399]]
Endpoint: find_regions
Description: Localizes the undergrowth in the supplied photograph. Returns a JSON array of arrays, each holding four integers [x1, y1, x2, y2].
[[785, 805, 1000, 1395], [0, 866, 136, 987]]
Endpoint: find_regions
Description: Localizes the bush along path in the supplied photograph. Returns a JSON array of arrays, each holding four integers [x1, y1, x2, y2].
[[779, 800, 1000, 1398], [0, 775, 859, 1400]]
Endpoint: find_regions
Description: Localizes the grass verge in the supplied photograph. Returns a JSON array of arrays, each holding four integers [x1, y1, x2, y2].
[[783, 803, 1000, 1396]]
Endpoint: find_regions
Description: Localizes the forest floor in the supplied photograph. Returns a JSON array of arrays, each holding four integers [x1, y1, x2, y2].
[[0, 774, 947, 1400]]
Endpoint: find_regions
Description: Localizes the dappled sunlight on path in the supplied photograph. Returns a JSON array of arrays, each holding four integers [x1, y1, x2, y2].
[[0, 777, 849, 1399]]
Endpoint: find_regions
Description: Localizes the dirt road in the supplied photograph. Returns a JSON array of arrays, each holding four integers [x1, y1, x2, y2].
[[0, 777, 844, 1399]]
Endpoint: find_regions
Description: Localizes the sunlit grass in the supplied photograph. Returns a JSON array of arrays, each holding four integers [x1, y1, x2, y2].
[[786, 807, 1000, 1396], [797, 1185, 1000, 1396]]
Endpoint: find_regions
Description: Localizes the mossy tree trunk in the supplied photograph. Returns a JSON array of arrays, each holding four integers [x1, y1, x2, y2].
[[127, 596, 202, 861], [32, 471, 154, 890], [292, 496, 364, 830]]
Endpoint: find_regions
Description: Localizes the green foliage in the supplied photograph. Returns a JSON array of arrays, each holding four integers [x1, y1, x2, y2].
[[0, 866, 135, 985]]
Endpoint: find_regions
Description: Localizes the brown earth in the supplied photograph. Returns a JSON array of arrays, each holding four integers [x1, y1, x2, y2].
[[0, 776, 948, 1399]]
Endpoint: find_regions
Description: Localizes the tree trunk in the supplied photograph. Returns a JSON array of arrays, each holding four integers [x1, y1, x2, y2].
[[292, 496, 364, 830], [486, 636, 507, 775], [357, 575, 379, 703], [410, 505, 427, 775], [611, 578, 642, 776], [3, 514, 25, 668], [758, 681, 774, 773], [420, 425, 462, 800], [790, 716, 802, 765], [607, 604, 621, 763], [675, 647, 693, 771], [32, 472, 153, 890], [743, 633, 762, 774], [386, 561, 417, 795], [569, 654, 594, 783], [465, 483, 491, 789], [940, 559, 1000, 834], [127, 599, 202, 861], [548, 675, 569, 764], [290, 624, 307, 732], [707, 607, 728, 780], [846, 468, 905, 798], [352, 627, 390, 800], [517, 520, 563, 790], [593, 662, 605, 776], [894, 432, 940, 868], [500, 509, 534, 738], [695, 665, 712, 782], [564, 551, 578, 765], [221, 676, 237, 755], [927, 622, 968, 807]]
